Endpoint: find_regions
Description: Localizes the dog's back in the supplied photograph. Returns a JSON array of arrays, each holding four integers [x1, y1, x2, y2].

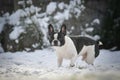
[[70, 36, 100, 64]]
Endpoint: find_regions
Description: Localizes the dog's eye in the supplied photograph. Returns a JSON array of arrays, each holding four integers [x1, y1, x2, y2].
[[48, 35, 53, 40], [58, 36, 64, 40], [58, 37, 62, 40], [58, 33, 65, 40]]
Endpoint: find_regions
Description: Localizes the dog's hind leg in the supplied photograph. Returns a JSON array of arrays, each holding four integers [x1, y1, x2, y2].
[[82, 52, 87, 61], [85, 45, 95, 65], [79, 45, 88, 60]]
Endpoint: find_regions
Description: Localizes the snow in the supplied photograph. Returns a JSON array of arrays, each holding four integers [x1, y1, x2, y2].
[[74, 7, 82, 18], [110, 46, 117, 51], [64, 10, 71, 20], [80, 5, 86, 10], [91, 18, 100, 25], [58, 2, 65, 10], [53, 10, 71, 25], [0, 17, 5, 33], [85, 23, 89, 27], [9, 26, 25, 40], [26, 0, 32, 5], [15, 39, 19, 44], [32, 43, 39, 48], [46, 2, 57, 15], [30, 5, 40, 14], [0, 44, 4, 53], [0, 49, 120, 80], [9, 9, 22, 25], [54, 12, 64, 21], [25, 17, 32, 24], [0, 13, 10, 33], [76, 0, 81, 4], [95, 50, 120, 66], [18, 1, 25, 6], [9, 5, 40, 25], [85, 27, 94, 32], [37, 17, 50, 46], [80, 34, 100, 41], [93, 35, 100, 40]]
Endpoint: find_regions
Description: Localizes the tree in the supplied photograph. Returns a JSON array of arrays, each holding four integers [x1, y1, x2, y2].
[[1, 0, 43, 52], [100, 0, 120, 50]]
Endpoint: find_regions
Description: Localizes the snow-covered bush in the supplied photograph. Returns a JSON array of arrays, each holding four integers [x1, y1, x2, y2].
[[0, 0, 102, 52], [0, 0, 43, 52], [40, 0, 100, 41]]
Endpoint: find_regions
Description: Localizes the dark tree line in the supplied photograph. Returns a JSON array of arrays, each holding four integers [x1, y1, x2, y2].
[[100, 0, 120, 50]]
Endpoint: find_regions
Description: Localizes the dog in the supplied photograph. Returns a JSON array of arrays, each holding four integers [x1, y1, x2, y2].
[[48, 24, 101, 67]]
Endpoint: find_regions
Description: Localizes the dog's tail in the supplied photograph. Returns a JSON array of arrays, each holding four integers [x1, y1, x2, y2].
[[98, 41, 103, 45]]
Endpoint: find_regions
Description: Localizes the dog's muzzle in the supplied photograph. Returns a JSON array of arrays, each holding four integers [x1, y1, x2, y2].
[[52, 40, 60, 46]]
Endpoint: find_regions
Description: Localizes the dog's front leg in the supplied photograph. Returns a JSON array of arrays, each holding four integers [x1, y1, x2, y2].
[[57, 57, 63, 67], [70, 56, 77, 67]]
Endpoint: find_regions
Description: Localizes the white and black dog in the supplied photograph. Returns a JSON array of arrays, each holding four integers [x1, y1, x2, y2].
[[48, 24, 101, 67]]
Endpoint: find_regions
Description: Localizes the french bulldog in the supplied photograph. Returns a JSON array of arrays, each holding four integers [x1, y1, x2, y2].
[[48, 24, 101, 67]]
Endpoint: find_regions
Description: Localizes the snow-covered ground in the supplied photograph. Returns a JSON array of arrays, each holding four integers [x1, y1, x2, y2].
[[0, 48, 120, 80]]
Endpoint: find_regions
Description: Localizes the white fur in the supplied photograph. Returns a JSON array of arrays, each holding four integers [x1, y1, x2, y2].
[[54, 33, 58, 40], [53, 36, 77, 67], [79, 45, 95, 65]]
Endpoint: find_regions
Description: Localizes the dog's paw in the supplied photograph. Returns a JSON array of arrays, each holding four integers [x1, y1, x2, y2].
[[70, 64, 75, 67], [78, 66, 87, 69]]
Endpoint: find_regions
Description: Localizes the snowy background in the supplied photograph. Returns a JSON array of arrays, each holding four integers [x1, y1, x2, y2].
[[0, 0, 120, 80]]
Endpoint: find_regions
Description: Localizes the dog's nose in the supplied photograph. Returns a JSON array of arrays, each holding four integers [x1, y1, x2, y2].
[[54, 40, 58, 45]]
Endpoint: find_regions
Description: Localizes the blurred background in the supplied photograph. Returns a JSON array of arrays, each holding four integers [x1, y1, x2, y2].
[[0, 0, 120, 52]]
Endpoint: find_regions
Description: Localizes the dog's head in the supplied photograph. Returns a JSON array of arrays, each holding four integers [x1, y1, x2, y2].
[[48, 24, 66, 47]]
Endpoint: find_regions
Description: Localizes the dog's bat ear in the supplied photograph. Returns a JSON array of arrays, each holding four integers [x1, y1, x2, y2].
[[48, 24, 54, 35], [60, 24, 66, 35]]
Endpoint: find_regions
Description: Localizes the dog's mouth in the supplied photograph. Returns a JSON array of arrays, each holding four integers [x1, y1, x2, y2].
[[51, 44, 60, 47], [52, 43, 59, 46], [51, 40, 60, 46], [53, 44, 59, 46]]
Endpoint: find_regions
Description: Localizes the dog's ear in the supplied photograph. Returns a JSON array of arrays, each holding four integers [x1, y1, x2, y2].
[[48, 24, 54, 35], [60, 24, 66, 35]]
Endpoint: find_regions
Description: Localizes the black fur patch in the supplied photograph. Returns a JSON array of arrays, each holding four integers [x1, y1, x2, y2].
[[57, 32, 65, 46], [70, 36, 99, 57]]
